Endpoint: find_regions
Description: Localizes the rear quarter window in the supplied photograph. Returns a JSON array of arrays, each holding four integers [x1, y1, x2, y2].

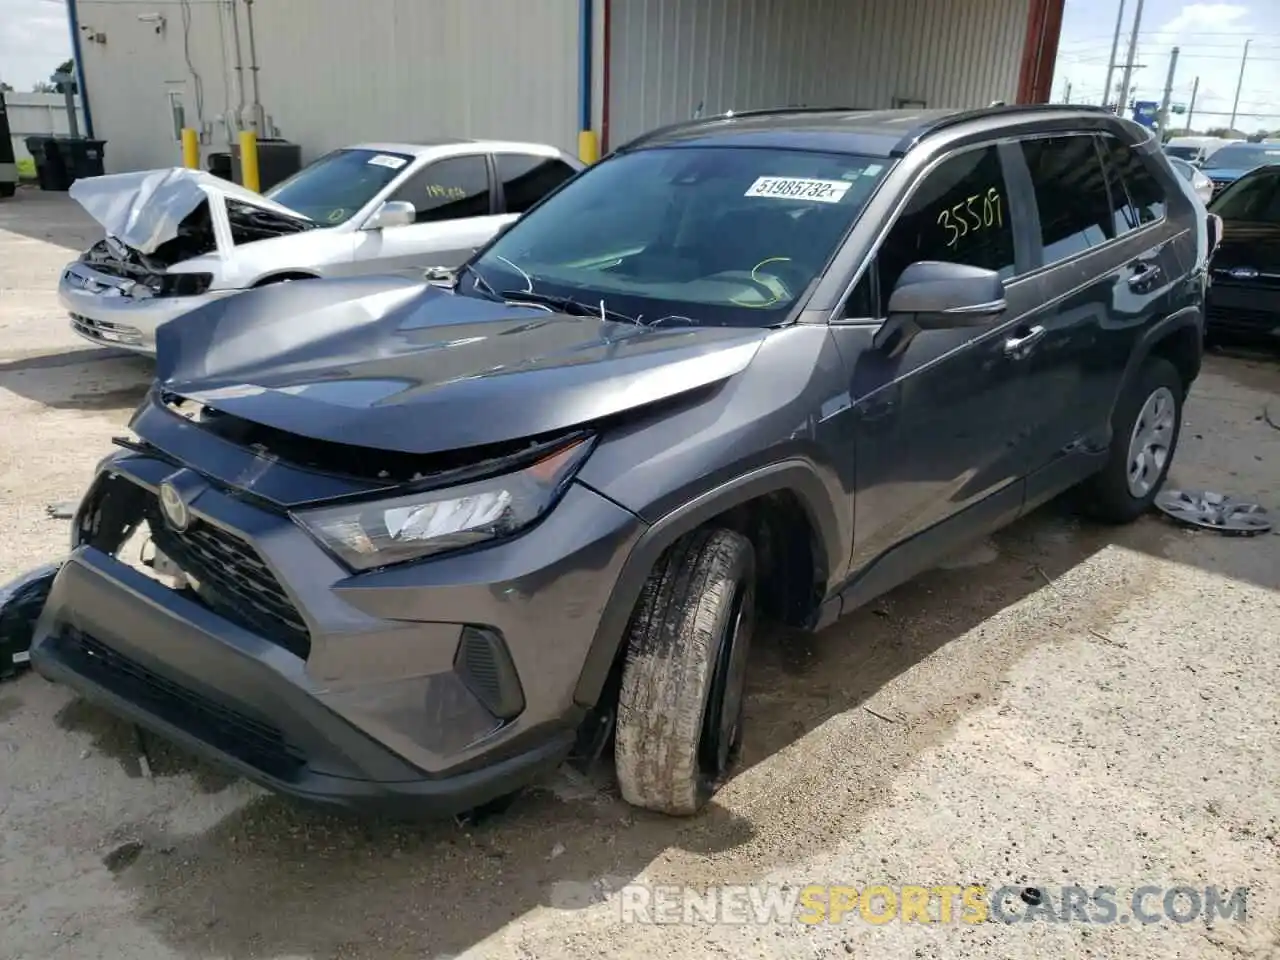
[[1099, 136, 1167, 231]]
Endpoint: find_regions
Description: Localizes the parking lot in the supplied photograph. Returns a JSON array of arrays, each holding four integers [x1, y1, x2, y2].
[[1, 186, 1278, 960]]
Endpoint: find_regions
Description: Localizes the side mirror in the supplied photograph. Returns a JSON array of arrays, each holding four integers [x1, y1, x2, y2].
[[366, 200, 416, 230], [424, 265, 456, 287], [873, 261, 1006, 353]]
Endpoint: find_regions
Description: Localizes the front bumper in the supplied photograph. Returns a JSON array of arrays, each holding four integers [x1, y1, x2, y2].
[[31, 449, 645, 816], [58, 261, 232, 355]]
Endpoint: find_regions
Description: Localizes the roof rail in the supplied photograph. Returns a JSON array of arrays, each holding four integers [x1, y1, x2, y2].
[[888, 102, 1118, 156], [613, 105, 872, 153]]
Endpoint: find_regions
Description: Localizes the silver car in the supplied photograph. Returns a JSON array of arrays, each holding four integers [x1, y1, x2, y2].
[[1167, 155, 1214, 205], [58, 139, 583, 354]]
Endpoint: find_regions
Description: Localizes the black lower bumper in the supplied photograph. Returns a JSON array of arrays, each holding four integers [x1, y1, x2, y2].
[[29, 550, 575, 818], [1206, 285, 1280, 340]]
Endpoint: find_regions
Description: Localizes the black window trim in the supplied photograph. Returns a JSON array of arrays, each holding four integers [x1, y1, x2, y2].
[[830, 137, 1038, 325]]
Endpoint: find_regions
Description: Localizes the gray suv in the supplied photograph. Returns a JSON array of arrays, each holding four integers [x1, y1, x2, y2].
[[26, 105, 1208, 818]]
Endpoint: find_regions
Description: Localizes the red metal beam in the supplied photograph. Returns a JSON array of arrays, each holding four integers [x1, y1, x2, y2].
[[1016, 0, 1067, 104]]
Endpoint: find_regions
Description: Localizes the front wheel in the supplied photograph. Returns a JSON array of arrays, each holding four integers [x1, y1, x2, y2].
[[613, 528, 756, 816], [1079, 356, 1184, 523]]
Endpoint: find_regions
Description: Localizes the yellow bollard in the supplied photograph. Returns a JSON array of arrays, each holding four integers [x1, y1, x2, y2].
[[577, 129, 600, 165], [238, 129, 260, 192], [180, 128, 200, 169]]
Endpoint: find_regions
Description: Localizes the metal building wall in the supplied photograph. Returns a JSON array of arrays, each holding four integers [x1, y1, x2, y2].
[[76, 0, 583, 173], [606, 0, 1032, 148]]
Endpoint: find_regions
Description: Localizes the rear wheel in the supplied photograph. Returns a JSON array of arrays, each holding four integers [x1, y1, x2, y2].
[[1079, 356, 1184, 523], [614, 528, 756, 816]]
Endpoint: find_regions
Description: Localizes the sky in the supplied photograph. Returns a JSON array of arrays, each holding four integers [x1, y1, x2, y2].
[[2, 0, 1277, 132], [0, 0, 71, 90], [1053, 0, 1280, 132]]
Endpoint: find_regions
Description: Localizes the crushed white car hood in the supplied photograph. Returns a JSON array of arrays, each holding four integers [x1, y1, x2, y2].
[[68, 167, 313, 254]]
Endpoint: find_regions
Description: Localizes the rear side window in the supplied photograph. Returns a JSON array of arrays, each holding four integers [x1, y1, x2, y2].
[[876, 145, 1016, 312], [496, 154, 578, 213], [1099, 136, 1167, 231], [1020, 135, 1115, 263]]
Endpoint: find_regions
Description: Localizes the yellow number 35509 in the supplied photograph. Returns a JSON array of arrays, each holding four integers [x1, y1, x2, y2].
[[937, 187, 1004, 249]]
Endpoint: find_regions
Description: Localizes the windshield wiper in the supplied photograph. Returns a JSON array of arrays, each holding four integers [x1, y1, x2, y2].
[[499, 289, 642, 326], [456, 262, 503, 301]]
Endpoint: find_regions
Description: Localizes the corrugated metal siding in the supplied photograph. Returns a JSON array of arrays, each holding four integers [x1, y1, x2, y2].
[[79, 0, 582, 172], [607, 0, 1031, 147]]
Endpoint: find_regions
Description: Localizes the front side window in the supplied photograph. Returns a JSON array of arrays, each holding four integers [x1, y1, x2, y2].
[[391, 156, 492, 223], [1099, 137, 1166, 231], [496, 153, 578, 213], [264, 148, 415, 225], [1210, 169, 1280, 221], [875, 145, 1015, 313], [1020, 134, 1114, 264], [466, 146, 891, 327]]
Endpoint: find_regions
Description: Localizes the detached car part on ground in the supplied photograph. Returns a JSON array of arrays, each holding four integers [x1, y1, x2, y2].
[[1205, 161, 1280, 345], [19, 105, 1209, 819], [58, 141, 582, 354]]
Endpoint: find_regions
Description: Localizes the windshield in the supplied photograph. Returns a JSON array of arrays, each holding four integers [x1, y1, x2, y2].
[[1203, 143, 1280, 172], [1164, 146, 1201, 161], [264, 148, 414, 224], [1209, 168, 1280, 221], [466, 146, 891, 327]]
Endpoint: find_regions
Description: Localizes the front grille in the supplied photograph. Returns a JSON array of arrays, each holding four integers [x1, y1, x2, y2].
[[59, 627, 306, 779], [69, 313, 143, 346], [143, 497, 312, 660]]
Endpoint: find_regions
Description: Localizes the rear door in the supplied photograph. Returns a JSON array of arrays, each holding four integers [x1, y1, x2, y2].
[[1092, 134, 1188, 424], [351, 154, 510, 277], [1006, 131, 1130, 498]]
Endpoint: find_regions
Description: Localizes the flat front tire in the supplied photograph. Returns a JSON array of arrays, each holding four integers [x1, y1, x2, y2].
[[1081, 356, 1184, 523], [614, 528, 756, 816]]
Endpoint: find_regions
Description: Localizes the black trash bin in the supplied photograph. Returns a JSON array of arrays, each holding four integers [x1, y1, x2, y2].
[[207, 151, 233, 181], [25, 136, 70, 191], [54, 137, 107, 183]]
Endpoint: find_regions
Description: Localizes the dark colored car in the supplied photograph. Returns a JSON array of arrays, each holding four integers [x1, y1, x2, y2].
[[1205, 162, 1280, 343], [24, 104, 1208, 819], [1201, 141, 1280, 198]]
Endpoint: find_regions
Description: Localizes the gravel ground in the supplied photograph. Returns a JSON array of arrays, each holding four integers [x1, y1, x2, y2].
[[0, 187, 1277, 960]]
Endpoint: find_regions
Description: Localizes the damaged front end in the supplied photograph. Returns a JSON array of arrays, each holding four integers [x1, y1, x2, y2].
[[61, 168, 316, 352]]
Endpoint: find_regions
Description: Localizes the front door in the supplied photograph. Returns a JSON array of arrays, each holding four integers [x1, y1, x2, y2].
[[828, 142, 1043, 605], [352, 154, 512, 277]]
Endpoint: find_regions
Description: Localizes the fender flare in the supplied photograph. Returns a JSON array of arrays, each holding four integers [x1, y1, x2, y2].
[[1111, 305, 1203, 417], [572, 459, 843, 708]]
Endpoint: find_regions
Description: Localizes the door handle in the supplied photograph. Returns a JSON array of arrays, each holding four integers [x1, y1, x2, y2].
[[1003, 324, 1046, 359], [1127, 262, 1162, 288]]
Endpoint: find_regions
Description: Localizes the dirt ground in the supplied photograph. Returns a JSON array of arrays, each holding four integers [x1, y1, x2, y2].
[[0, 186, 1277, 960]]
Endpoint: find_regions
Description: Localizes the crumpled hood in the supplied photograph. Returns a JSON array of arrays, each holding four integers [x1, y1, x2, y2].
[[153, 276, 767, 454], [68, 167, 313, 254]]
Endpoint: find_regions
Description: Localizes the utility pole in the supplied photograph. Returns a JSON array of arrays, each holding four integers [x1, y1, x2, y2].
[[1063, 80, 1073, 103], [1118, 0, 1146, 119], [1185, 76, 1200, 132], [1157, 47, 1179, 136], [1102, 0, 1127, 109], [1228, 39, 1251, 131]]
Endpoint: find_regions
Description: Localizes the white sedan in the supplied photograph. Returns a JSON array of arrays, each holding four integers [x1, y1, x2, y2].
[[58, 138, 582, 354]]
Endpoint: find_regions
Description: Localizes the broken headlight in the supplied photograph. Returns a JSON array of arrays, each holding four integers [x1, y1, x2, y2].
[[292, 437, 593, 571], [154, 272, 214, 297]]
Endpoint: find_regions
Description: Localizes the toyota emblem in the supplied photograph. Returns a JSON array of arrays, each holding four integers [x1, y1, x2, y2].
[[158, 482, 190, 531], [1229, 266, 1259, 280]]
